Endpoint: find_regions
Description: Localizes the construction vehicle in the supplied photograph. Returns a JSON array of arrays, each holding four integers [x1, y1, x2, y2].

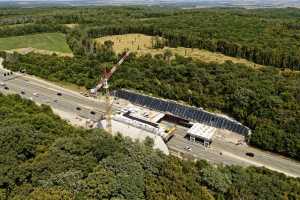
[[163, 126, 176, 142], [90, 51, 130, 133]]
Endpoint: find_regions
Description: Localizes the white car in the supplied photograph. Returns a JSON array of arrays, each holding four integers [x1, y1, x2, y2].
[[33, 92, 39, 97], [0, 82, 5, 86], [184, 146, 192, 151]]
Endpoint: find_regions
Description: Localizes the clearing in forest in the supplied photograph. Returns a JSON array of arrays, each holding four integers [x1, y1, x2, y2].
[[64, 24, 79, 29], [95, 33, 263, 68], [95, 34, 156, 52], [0, 33, 73, 56]]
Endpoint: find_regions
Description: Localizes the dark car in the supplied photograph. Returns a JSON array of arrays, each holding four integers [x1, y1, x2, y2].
[[246, 152, 255, 157], [76, 107, 81, 111], [4, 86, 9, 90], [90, 111, 96, 115], [21, 90, 25, 95], [57, 92, 62, 96]]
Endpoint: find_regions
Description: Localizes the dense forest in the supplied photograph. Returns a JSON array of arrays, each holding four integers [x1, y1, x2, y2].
[[1, 7, 300, 69], [3, 51, 300, 161], [1, 6, 300, 198], [0, 94, 300, 199]]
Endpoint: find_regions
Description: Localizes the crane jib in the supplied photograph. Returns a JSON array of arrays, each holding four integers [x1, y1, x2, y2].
[[91, 51, 130, 93]]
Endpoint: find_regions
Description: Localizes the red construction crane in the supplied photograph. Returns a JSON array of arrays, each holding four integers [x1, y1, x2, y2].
[[90, 51, 130, 133], [90, 51, 130, 95]]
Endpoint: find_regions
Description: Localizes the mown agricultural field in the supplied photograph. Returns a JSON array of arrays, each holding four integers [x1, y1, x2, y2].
[[95, 34, 263, 69], [0, 32, 72, 54]]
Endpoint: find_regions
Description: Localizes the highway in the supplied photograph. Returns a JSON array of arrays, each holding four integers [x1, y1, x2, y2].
[[167, 125, 300, 177], [1, 58, 300, 177], [0, 58, 107, 124]]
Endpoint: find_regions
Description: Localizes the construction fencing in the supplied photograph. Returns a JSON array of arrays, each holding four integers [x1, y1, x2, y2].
[[113, 89, 250, 136]]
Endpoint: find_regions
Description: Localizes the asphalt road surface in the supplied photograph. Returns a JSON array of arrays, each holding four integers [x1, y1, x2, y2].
[[0, 62, 107, 122], [167, 125, 300, 177]]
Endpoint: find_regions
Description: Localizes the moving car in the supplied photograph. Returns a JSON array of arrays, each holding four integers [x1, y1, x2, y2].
[[184, 146, 192, 151], [246, 152, 255, 157], [90, 111, 96, 115]]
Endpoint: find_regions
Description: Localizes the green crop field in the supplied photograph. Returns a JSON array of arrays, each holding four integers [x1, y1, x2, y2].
[[0, 32, 72, 53]]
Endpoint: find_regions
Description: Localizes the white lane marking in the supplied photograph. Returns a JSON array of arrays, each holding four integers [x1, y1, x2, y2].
[[213, 140, 300, 169], [3, 79, 105, 115], [0, 67, 119, 113], [19, 74, 102, 102], [0, 65, 95, 103], [222, 151, 299, 177], [8, 76, 104, 108], [169, 135, 300, 177]]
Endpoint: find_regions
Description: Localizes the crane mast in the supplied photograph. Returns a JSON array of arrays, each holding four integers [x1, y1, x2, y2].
[[91, 51, 130, 133], [103, 78, 112, 134]]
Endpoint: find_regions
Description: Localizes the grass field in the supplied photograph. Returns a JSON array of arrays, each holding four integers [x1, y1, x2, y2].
[[0, 23, 34, 29], [0, 33, 72, 54], [95, 34, 160, 53], [95, 34, 263, 68]]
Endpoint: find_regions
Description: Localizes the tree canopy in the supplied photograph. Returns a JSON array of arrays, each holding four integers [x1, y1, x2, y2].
[[0, 93, 300, 199]]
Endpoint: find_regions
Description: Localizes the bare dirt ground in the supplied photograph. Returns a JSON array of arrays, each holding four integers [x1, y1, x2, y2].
[[95, 33, 263, 69], [52, 108, 87, 127], [213, 129, 245, 144]]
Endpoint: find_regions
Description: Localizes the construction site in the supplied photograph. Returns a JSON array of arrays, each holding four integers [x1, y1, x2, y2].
[[90, 51, 251, 156], [1, 50, 299, 178], [96, 89, 250, 155]]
